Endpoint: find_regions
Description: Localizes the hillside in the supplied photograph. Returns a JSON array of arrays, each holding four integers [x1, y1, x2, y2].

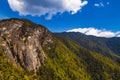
[[0, 19, 120, 80], [57, 32, 120, 63]]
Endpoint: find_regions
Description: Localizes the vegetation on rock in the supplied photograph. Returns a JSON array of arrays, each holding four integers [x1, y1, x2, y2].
[[0, 19, 120, 80]]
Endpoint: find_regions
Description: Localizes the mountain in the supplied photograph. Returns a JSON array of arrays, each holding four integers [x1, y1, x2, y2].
[[57, 32, 120, 63], [0, 19, 120, 80], [0, 18, 53, 71]]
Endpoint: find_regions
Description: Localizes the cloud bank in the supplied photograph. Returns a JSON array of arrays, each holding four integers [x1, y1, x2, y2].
[[8, 0, 88, 19], [67, 27, 120, 38]]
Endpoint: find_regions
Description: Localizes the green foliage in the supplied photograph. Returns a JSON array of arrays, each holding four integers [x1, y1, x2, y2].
[[37, 36, 120, 80], [58, 38, 106, 80], [54, 36, 120, 80], [0, 31, 120, 80], [91, 52, 120, 80], [58, 32, 120, 64], [0, 49, 39, 80], [1, 36, 120, 80], [39, 40, 91, 80]]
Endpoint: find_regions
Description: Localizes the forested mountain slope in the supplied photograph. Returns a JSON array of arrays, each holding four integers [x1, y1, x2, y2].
[[0, 19, 120, 80], [57, 32, 120, 63]]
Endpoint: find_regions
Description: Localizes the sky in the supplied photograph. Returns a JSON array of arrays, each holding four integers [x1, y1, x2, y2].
[[0, 0, 120, 37]]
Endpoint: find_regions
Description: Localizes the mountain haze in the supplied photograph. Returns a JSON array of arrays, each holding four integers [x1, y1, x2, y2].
[[0, 19, 120, 80]]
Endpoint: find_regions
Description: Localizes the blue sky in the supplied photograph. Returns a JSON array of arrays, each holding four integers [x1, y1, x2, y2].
[[0, 0, 120, 32]]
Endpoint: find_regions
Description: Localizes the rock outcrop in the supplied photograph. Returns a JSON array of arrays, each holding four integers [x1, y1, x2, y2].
[[0, 19, 53, 71]]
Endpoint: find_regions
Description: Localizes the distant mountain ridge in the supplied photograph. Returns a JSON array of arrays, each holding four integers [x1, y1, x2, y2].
[[0, 18, 120, 80], [57, 32, 120, 63]]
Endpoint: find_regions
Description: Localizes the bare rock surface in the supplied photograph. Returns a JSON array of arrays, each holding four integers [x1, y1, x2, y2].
[[0, 19, 53, 71]]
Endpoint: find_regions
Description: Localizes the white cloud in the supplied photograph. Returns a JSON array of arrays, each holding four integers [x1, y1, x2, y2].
[[94, 4, 100, 7], [94, 2, 110, 7], [66, 27, 120, 38], [117, 35, 120, 37], [94, 2, 104, 7], [8, 0, 88, 19]]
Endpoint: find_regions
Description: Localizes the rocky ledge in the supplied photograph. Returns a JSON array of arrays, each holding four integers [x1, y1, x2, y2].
[[0, 19, 53, 71]]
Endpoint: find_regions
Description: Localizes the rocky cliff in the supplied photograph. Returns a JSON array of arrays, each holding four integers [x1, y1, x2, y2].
[[1, 19, 120, 80], [0, 19, 53, 71]]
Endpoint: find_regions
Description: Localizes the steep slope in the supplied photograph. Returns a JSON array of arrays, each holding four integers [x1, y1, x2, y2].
[[0, 18, 53, 71], [57, 32, 120, 63], [0, 19, 120, 80], [53, 35, 120, 80], [0, 49, 39, 80], [106, 37, 120, 56]]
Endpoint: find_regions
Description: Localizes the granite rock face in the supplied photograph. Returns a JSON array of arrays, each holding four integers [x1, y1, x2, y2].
[[0, 19, 53, 71]]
